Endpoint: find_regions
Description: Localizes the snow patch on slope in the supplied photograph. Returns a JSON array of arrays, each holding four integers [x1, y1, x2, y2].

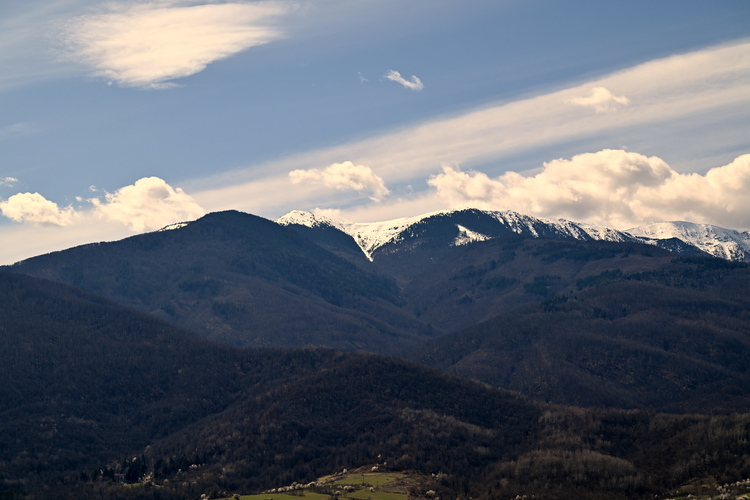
[[578, 223, 633, 242], [454, 225, 491, 246], [158, 221, 191, 231]]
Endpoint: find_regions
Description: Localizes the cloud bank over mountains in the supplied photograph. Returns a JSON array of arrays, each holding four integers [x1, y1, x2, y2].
[[6, 150, 748, 237], [0, 177, 205, 231], [0, 5, 748, 264], [1, 150, 750, 264], [0, 192, 79, 227], [428, 150, 750, 230]]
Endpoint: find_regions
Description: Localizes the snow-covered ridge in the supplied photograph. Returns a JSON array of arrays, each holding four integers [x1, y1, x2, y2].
[[278, 209, 460, 259], [627, 221, 750, 261], [276, 209, 750, 262], [276, 208, 634, 260]]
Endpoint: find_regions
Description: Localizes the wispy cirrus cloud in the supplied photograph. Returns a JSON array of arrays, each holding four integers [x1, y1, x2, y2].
[[0, 177, 19, 187], [0, 122, 37, 140], [192, 39, 750, 220], [289, 161, 390, 202], [61, 1, 289, 89], [384, 69, 424, 91], [428, 150, 750, 230], [569, 86, 630, 113]]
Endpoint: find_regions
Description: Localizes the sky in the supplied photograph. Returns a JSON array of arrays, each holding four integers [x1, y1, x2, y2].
[[1, 0, 750, 264]]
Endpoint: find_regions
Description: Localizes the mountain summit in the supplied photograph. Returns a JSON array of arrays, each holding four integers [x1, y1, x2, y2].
[[277, 208, 749, 261]]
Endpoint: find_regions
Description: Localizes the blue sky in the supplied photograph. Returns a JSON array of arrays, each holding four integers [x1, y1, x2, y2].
[[1, 0, 750, 263]]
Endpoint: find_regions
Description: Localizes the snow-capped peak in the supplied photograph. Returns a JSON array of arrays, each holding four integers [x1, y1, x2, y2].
[[627, 221, 750, 261], [276, 208, 636, 259], [275, 210, 345, 231], [277, 208, 750, 262], [277, 209, 460, 260]]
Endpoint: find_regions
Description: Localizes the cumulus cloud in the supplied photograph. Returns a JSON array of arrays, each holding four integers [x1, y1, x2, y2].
[[0, 177, 204, 231], [289, 161, 390, 202], [62, 1, 288, 88], [0, 192, 78, 226], [428, 150, 750, 229], [384, 69, 424, 91], [569, 86, 630, 113], [91, 177, 205, 231]]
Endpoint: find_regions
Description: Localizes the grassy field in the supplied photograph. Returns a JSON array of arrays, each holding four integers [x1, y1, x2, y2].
[[332, 472, 403, 487], [236, 492, 331, 500], [225, 470, 417, 500], [345, 490, 407, 500]]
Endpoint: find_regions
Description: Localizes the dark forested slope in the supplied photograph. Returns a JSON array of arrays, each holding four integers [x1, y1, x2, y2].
[[3, 211, 430, 354], [0, 271, 344, 493], [415, 257, 750, 412], [4, 272, 750, 500]]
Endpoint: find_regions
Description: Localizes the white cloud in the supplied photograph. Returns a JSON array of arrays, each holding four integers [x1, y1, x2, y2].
[[0, 192, 78, 226], [0, 176, 205, 264], [428, 150, 750, 229], [0, 177, 19, 187], [384, 69, 424, 91], [569, 86, 630, 113], [91, 177, 205, 231], [0, 176, 204, 232], [289, 161, 390, 202], [191, 40, 750, 212], [62, 1, 288, 88]]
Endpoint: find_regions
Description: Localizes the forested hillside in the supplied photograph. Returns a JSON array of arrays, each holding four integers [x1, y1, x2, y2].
[[4, 211, 431, 355], [3, 271, 750, 500], [6, 210, 750, 413], [414, 257, 750, 412]]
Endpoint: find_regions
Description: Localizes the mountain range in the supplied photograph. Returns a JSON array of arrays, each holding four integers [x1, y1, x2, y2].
[[4, 207, 750, 499], [276, 207, 750, 262]]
